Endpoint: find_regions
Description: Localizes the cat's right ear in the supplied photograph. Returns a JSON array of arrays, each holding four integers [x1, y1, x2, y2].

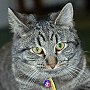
[[8, 8, 36, 37]]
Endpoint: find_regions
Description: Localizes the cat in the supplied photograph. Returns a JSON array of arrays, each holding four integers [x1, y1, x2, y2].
[[0, 3, 90, 90]]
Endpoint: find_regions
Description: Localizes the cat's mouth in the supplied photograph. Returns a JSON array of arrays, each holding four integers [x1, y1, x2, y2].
[[37, 61, 68, 78]]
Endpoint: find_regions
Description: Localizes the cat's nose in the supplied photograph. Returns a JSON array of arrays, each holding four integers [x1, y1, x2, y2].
[[45, 56, 58, 69]]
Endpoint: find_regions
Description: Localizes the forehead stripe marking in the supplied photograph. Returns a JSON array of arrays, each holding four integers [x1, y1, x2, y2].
[[37, 37, 41, 46], [55, 34, 58, 43], [39, 32, 46, 41], [50, 32, 54, 40]]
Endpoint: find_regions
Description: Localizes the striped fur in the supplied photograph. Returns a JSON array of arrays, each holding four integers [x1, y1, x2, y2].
[[0, 3, 90, 90]]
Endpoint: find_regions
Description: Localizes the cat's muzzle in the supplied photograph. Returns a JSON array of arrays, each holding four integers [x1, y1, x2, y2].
[[45, 56, 58, 69]]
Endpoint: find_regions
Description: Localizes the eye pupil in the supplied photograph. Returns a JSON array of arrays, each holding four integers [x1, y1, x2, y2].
[[36, 47, 39, 51], [58, 43, 62, 48]]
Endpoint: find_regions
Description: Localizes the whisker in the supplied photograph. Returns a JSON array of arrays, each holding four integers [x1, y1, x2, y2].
[[24, 70, 39, 89], [67, 65, 81, 77], [17, 70, 35, 81], [84, 51, 90, 53], [65, 66, 75, 79], [18, 72, 34, 83], [20, 71, 36, 89], [64, 66, 77, 78]]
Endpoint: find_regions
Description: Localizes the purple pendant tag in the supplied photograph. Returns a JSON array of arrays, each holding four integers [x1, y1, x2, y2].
[[44, 80, 51, 88]]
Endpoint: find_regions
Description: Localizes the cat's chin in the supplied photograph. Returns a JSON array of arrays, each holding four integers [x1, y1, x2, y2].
[[38, 68, 74, 80], [38, 66, 66, 78]]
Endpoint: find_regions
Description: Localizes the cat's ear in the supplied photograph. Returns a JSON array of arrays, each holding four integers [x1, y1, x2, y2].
[[51, 3, 73, 27], [8, 8, 36, 37]]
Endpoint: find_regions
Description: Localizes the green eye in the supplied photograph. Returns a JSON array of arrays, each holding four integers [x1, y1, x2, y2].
[[32, 47, 43, 54], [55, 43, 65, 51]]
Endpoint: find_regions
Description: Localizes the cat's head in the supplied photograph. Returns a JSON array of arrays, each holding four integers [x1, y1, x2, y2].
[[8, 3, 84, 80]]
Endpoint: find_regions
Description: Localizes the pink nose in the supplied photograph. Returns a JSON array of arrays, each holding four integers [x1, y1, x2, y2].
[[46, 56, 58, 69]]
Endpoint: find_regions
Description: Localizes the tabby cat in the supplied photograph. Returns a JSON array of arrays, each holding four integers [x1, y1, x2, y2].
[[0, 3, 90, 90]]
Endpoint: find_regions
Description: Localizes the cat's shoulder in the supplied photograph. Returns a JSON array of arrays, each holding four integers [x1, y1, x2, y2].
[[0, 42, 19, 90], [0, 42, 12, 60]]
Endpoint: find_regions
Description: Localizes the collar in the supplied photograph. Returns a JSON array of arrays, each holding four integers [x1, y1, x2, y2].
[[33, 78, 56, 90], [49, 78, 56, 90]]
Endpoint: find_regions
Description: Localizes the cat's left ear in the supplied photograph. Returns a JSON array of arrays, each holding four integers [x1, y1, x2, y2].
[[51, 3, 73, 27]]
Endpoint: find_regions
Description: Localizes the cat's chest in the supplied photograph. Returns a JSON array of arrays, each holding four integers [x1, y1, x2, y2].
[[34, 77, 73, 90]]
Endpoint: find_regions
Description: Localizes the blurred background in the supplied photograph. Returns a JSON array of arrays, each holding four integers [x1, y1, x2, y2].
[[0, 0, 90, 63]]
